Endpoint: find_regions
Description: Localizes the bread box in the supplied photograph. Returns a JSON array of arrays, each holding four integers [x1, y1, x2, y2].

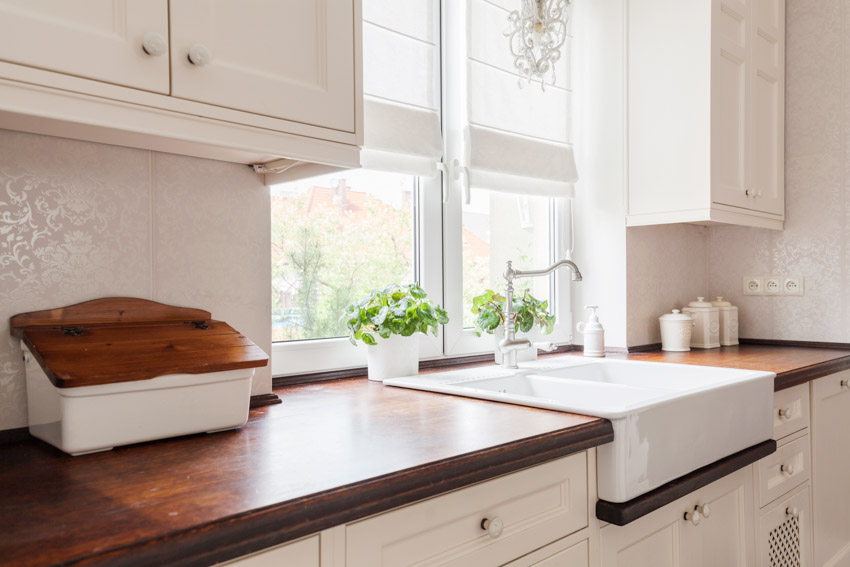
[[11, 298, 269, 456]]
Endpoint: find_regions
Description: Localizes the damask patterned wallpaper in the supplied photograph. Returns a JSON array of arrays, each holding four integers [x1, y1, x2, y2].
[[0, 130, 271, 431], [707, 0, 850, 343]]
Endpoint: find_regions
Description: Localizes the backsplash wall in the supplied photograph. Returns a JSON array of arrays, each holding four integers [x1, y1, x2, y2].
[[707, 0, 850, 343], [0, 129, 271, 431]]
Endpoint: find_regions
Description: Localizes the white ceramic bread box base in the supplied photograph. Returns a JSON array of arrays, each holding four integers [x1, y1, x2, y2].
[[23, 345, 254, 456]]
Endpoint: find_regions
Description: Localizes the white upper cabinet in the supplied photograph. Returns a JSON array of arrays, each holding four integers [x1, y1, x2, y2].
[[170, 0, 356, 132], [627, 0, 785, 230], [0, 0, 361, 169], [0, 0, 170, 93]]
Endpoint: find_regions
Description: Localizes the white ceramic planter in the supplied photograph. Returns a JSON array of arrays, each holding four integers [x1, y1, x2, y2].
[[366, 334, 419, 381]]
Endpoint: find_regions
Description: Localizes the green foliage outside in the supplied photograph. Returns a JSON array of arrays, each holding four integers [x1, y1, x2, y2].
[[271, 188, 413, 342]]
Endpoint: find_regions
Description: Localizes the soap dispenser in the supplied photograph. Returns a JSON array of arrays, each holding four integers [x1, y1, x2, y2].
[[576, 305, 605, 357]]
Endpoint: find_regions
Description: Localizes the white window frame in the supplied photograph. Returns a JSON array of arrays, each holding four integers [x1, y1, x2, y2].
[[270, 0, 574, 377]]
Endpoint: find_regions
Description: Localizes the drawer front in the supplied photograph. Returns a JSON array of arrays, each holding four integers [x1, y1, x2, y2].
[[773, 384, 809, 440], [758, 434, 810, 508], [346, 453, 588, 567], [505, 538, 589, 567], [757, 484, 811, 567], [221, 534, 319, 566]]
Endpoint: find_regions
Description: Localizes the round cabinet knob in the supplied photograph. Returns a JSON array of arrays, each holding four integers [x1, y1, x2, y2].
[[781, 463, 795, 476], [778, 407, 792, 420], [745, 188, 754, 197], [22, 351, 30, 364], [697, 503, 711, 519], [684, 509, 701, 526], [141, 32, 168, 56], [481, 517, 504, 539], [187, 44, 211, 66], [841, 379, 850, 388], [786, 506, 800, 519]]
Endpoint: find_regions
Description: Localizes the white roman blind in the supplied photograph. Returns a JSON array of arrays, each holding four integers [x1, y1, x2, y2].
[[361, 0, 443, 176], [459, 0, 577, 198]]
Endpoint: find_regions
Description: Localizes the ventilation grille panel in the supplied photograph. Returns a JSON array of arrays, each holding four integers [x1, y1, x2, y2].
[[768, 515, 801, 567]]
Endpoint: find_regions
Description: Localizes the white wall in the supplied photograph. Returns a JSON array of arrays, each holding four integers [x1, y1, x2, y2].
[[0, 129, 271, 431], [571, 0, 629, 348], [706, 0, 850, 343]]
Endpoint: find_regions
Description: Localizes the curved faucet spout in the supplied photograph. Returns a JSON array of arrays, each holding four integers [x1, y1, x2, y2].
[[499, 258, 583, 369]]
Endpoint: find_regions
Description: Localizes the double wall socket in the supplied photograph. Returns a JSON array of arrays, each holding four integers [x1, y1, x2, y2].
[[743, 276, 804, 296]]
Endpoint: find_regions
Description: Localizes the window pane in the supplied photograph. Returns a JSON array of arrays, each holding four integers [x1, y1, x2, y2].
[[271, 171, 416, 342], [462, 188, 552, 328]]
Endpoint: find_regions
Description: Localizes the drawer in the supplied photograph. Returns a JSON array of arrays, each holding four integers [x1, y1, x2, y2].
[[757, 433, 810, 508], [504, 538, 589, 567], [346, 452, 588, 567], [220, 534, 319, 566], [773, 384, 809, 440]]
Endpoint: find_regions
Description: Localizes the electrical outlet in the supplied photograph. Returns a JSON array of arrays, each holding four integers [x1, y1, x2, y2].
[[783, 277, 804, 296], [743, 277, 764, 295], [764, 277, 782, 295]]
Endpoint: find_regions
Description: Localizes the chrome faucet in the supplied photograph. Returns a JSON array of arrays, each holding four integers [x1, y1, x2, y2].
[[499, 259, 583, 369]]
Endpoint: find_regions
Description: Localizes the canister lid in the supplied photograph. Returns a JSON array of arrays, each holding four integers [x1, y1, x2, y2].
[[687, 296, 715, 308], [711, 296, 734, 307], [659, 309, 694, 321]]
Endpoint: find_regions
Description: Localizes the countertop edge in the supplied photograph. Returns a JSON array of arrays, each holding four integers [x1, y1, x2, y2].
[[71, 419, 614, 567], [774, 355, 850, 391]]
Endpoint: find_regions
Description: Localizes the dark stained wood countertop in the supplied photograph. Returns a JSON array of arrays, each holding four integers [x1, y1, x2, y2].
[[2, 343, 848, 567], [616, 343, 850, 390], [0, 378, 612, 567]]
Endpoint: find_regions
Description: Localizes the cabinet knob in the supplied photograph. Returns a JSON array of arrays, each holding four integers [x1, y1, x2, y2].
[[781, 463, 794, 476], [684, 509, 701, 526], [142, 32, 168, 56], [745, 188, 754, 197], [841, 379, 849, 388], [786, 506, 800, 519], [481, 517, 503, 539], [778, 407, 792, 420], [188, 44, 212, 66], [697, 503, 711, 519]]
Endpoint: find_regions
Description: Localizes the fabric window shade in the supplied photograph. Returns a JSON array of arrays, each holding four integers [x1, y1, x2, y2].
[[460, 0, 577, 198], [361, 0, 443, 176]]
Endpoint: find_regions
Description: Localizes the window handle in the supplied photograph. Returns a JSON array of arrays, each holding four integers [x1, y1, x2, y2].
[[452, 159, 470, 205]]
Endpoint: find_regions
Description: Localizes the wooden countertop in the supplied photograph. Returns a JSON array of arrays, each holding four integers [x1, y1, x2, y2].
[[614, 343, 850, 390], [2, 343, 848, 566], [0, 378, 612, 567]]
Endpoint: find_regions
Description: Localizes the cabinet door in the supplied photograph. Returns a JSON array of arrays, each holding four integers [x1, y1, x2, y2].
[[710, 0, 750, 211], [170, 0, 356, 132], [504, 538, 588, 567], [680, 467, 755, 567], [757, 485, 811, 567], [811, 371, 850, 567], [747, 0, 784, 216], [0, 0, 169, 93], [600, 507, 683, 567]]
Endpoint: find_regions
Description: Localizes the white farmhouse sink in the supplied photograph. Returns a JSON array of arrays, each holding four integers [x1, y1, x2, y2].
[[384, 357, 775, 503]]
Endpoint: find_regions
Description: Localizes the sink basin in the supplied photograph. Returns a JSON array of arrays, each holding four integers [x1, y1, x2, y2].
[[384, 357, 775, 502]]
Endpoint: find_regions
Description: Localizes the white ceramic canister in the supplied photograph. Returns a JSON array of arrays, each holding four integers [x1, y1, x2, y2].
[[658, 309, 695, 352], [711, 296, 739, 346], [576, 305, 605, 357], [682, 297, 720, 349]]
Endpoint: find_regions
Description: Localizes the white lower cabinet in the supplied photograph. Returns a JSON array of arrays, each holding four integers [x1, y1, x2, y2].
[[757, 484, 812, 567], [600, 466, 755, 567], [346, 453, 588, 567], [811, 371, 850, 567], [504, 537, 589, 567]]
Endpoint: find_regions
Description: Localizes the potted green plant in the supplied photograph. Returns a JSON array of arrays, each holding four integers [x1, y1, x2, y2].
[[342, 283, 449, 381], [471, 289, 555, 363]]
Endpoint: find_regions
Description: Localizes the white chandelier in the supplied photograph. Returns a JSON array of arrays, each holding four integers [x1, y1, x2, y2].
[[505, 0, 571, 89]]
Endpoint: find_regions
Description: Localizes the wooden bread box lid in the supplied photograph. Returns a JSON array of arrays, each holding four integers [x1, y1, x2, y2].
[[10, 297, 269, 388]]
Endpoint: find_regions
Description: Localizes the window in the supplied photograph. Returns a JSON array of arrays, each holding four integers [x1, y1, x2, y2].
[[271, 170, 416, 343], [271, 0, 575, 376]]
